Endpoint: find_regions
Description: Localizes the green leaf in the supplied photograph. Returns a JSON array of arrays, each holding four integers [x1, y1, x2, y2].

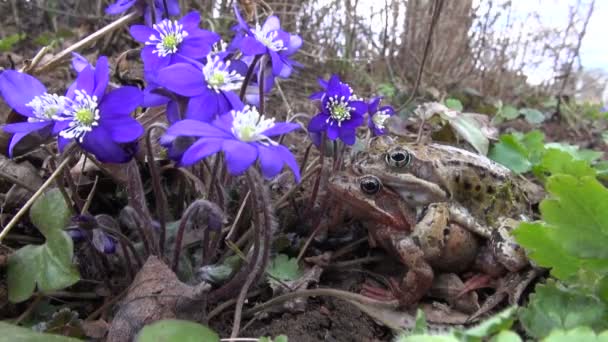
[[499, 105, 520, 120], [519, 281, 608, 339], [545, 143, 603, 163], [489, 134, 532, 174], [445, 98, 464, 111], [0, 322, 80, 341], [0, 33, 25, 52], [520, 108, 546, 124], [378, 83, 397, 98], [491, 330, 522, 342], [542, 327, 608, 342], [446, 114, 489, 155], [534, 149, 596, 179], [30, 188, 72, 235], [7, 189, 79, 302], [514, 175, 608, 281], [267, 254, 302, 282], [259, 336, 288, 342], [136, 319, 219, 342], [457, 307, 517, 340], [412, 309, 427, 334]]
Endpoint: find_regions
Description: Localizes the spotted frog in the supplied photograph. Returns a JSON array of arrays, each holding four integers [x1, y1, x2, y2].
[[354, 136, 530, 274], [329, 171, 480, 307]]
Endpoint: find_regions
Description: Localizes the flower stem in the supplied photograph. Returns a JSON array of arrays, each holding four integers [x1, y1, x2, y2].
[[257, 55, 267, 116], [305, 132, 325, 217], [239, 54, 262, 101], [162, 0, 170, 18], [145, 124, 169, 258], [0, 156, 72, 243]]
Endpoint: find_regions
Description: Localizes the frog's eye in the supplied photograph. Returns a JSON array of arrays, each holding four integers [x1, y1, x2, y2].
[[360, 175, 381, 195], [386, 149, 411, 168]]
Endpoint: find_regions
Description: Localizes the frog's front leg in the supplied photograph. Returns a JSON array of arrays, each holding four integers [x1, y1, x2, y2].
[[446, 202, 491, 238], [373, 226, 434, 307], [490, 217, 528, 272]]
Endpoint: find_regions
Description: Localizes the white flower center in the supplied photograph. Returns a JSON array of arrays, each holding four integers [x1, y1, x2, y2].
[[26, 93, 67, 122], [146, 19, 188, 57], [372, 109, 391, 130], [325, 95, 353, 127], [231, 106, 277, 145], [202, 56, 244, 93], [59, 89, 100, 142], [252, 24, 286, 52]]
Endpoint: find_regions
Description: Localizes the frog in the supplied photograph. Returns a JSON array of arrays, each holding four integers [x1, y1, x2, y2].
[[353, 136, 530, 274], [328, 171, 480, 307]]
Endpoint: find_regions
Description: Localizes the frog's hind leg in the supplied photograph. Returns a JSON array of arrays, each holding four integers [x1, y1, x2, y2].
[[373, 227, 434, 307]]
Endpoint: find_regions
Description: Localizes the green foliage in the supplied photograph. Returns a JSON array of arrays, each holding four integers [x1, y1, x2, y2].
[[136, 319, 219, 342], [519, 108, 546, 124], [0, 322, 80, 342], [514, 175, 608, 282], [0, 33, 25, 52], [497, 105, 520, 121], [267, 254, 302, 283], [7, 189, 80, 303], [395, 308, 517, 342], [378, 83, 397, 98], [489, 130, 545, 174], [489, 130, 603, 176], [519, 281, 608, 339], [543, 327, 608, 341], [445, 98, 464, 111]]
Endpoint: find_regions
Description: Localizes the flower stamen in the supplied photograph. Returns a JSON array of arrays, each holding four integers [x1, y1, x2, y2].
[[252, 24, 286, 52], [146, 19, 188, 57], [26, 93, 67, 122], [202, 56, 244, 93], [59, 89, 100, 142], [231, 106, 277, 145], [325, 95, 353, 127], [372, 109, 391, 130]]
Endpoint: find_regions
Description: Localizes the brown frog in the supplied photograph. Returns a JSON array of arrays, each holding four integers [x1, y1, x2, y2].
[[353, 136, 530, 274], [328, 171, 479, 307]]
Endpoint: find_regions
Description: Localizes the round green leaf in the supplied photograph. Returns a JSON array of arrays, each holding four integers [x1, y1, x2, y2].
[[30, 188, 71, 235], [136, 320, 219, 342]]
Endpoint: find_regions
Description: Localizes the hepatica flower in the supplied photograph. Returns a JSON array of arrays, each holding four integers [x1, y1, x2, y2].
[[166, 105, 301, 181], [367, 96, 394, 135], [106, 0, 180, 25], [233, 4, 302, 79], [130, 11, 220, 73], [156, 56, 245, 121], [0, 71, 67, 157], [55, 57, 144, 163], [308, 75, 367, 145]]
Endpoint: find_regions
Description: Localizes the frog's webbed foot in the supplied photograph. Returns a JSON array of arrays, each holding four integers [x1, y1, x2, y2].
[[468, 268, 541, 321], [446, 202, 491, 238]]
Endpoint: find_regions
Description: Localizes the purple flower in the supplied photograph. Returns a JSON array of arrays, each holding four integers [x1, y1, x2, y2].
[[106, 0, 180, 25], [55, 56, 144, 163], [367, 96, 394, 135], [307, 75, 367, 145], [0, 71, 68, 157], [67, 215, 117, 254], [130, 11, 220, 74], [165, 105, 301, 181], [155, 57, 245, 122], [233, 4, 302, 79]]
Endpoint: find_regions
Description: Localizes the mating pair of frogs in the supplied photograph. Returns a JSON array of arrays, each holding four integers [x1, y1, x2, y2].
[[329, 136, 532, 308]]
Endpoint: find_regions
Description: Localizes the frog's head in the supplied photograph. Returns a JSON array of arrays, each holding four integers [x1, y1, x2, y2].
[[328, 171, 415, 231], [354, 137, 450, 207]]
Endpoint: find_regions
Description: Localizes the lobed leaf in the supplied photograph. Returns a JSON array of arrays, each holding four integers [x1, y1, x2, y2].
[[519, 281, 608, 339], [7, 189, 79, 303], [136, 319, 219, 342]]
